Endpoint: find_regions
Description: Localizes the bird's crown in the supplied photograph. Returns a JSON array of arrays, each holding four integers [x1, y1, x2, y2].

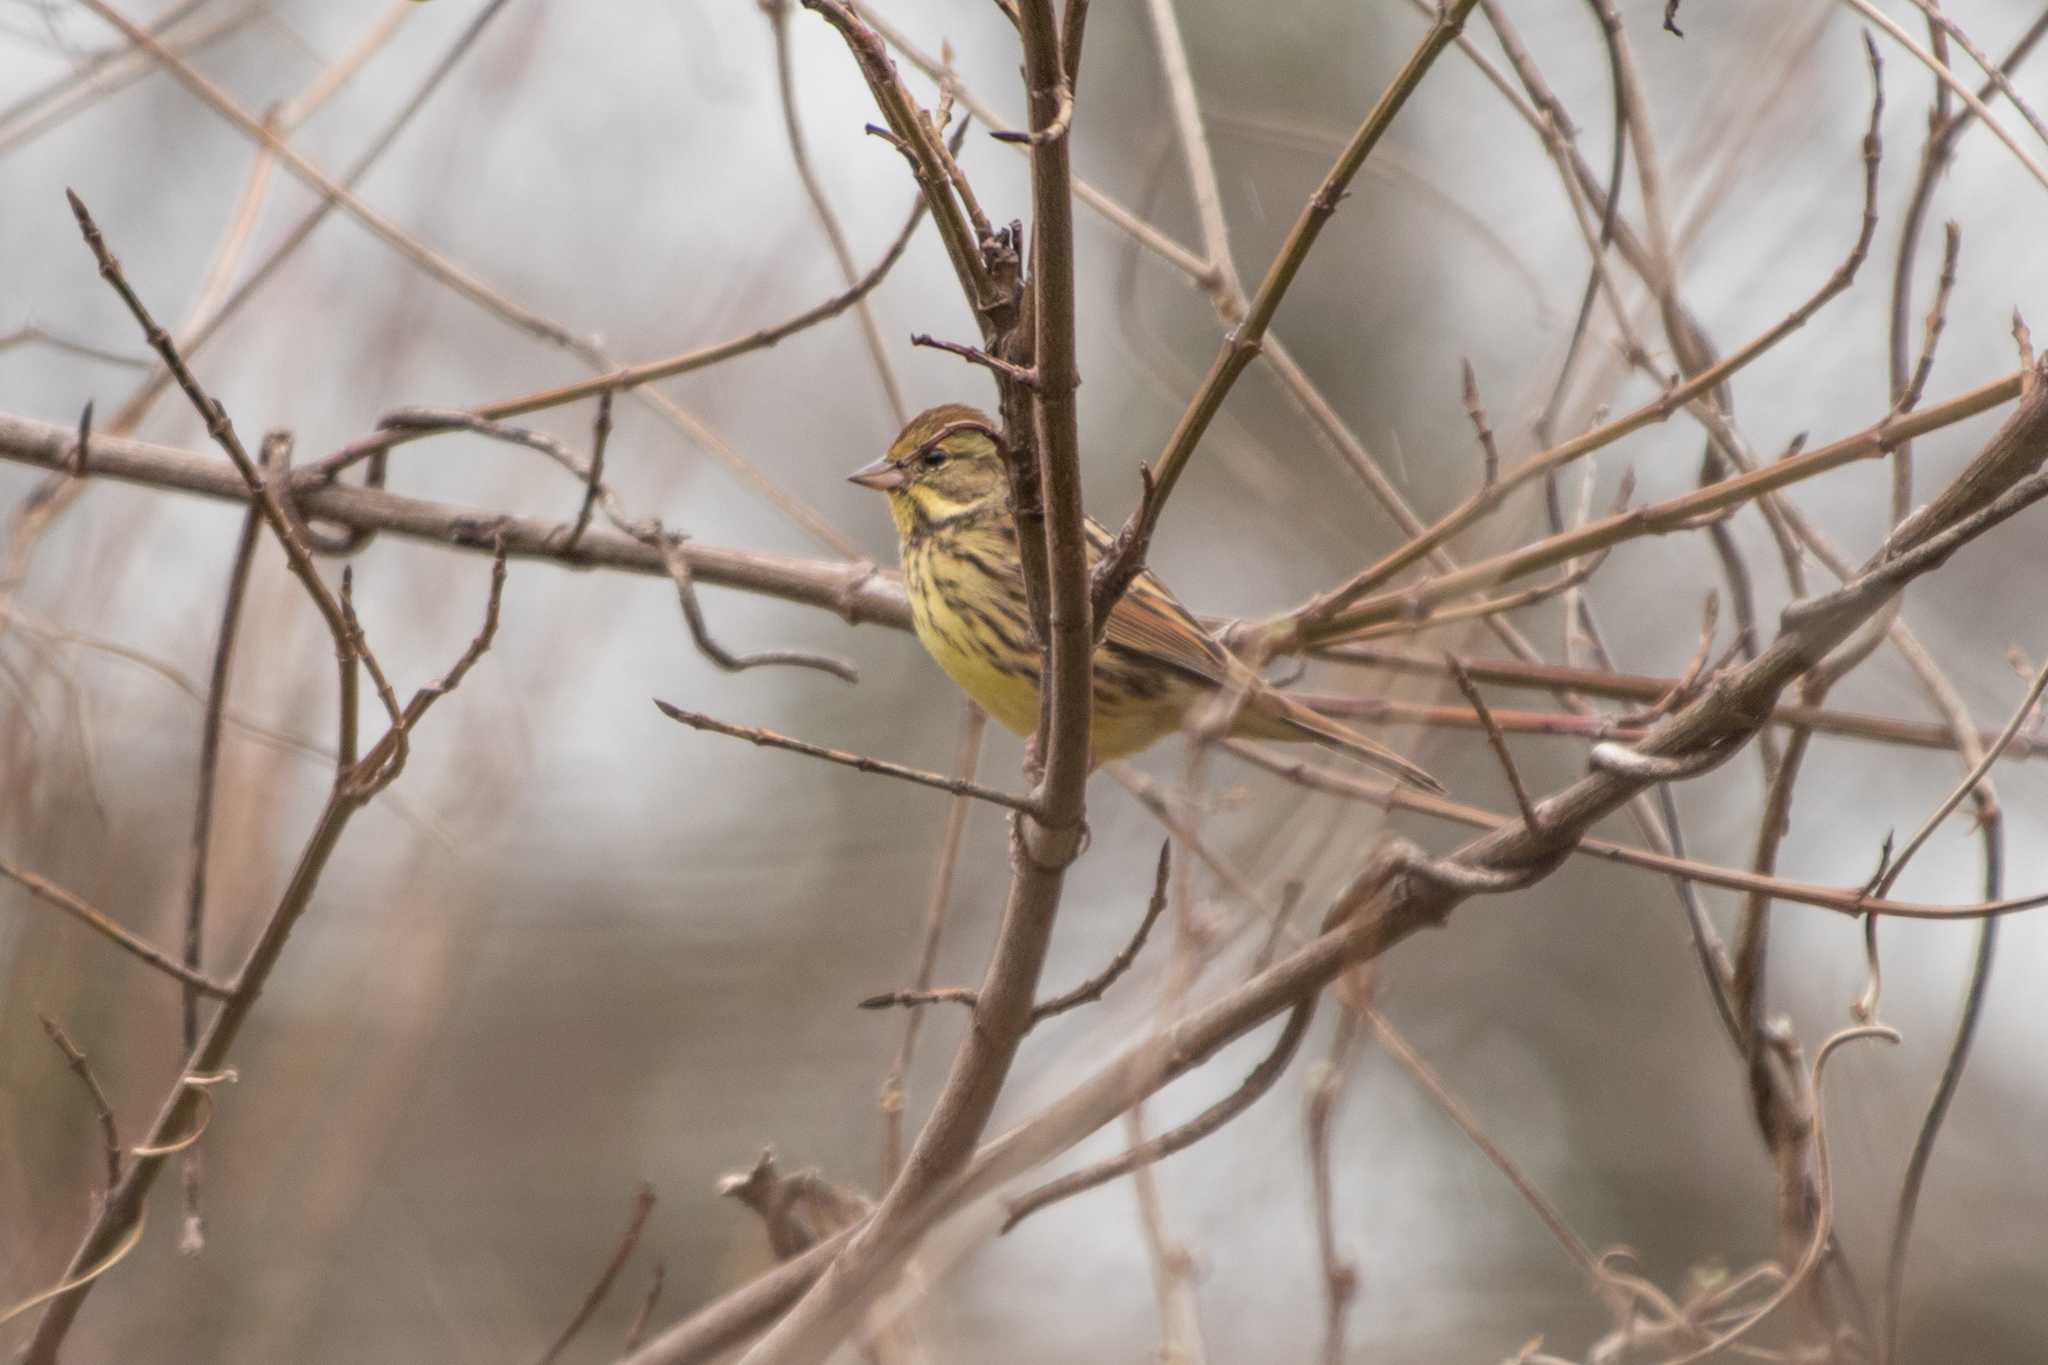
[[886, 404, 999, 463]]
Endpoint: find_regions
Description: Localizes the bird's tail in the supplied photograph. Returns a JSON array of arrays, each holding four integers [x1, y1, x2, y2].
[[1232, 689, 1445, 794]]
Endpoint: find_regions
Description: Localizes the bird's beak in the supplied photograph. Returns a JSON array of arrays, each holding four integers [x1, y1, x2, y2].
[[848, 458, 909, 492]]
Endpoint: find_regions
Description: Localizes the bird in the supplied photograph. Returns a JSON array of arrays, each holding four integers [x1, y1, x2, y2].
[[848, 404, 1443, 792]]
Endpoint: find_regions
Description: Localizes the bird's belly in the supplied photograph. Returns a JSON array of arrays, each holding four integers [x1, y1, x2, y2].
[[911, 594, 1042, 737], [910, 593, 1189, 760]]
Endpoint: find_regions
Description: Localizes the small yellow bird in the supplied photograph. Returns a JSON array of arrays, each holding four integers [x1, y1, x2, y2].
[[849, 405, 1442, 792]]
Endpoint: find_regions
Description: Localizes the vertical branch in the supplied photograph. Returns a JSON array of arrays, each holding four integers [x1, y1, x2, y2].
[[736, 12, 1091, 1364], [178, 440, 267, 1255], [1305, 1001, 1366, 1365], [1014, 0, 1091, 826]]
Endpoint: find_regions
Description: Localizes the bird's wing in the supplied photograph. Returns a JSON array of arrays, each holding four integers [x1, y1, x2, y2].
[[1099, 570, 1238, 686], [1079, 516, 1239, 687]]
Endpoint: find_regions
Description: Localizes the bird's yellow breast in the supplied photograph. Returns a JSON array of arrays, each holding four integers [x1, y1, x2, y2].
[[901, 526, 1192, 761]]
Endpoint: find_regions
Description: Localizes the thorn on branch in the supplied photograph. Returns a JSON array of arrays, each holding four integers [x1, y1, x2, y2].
[[862, 121, 916, 165], [989, 77, 1073, 145], [68, 400, 93, 476]]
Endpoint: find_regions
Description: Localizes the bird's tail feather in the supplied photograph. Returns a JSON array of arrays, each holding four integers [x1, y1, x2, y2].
[[1233, 691, 1445, 794]]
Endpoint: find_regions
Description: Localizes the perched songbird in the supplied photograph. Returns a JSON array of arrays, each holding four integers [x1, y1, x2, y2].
[[849, 405, 1443, 792]]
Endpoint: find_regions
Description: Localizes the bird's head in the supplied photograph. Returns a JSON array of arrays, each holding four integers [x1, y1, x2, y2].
[[849, 404, 1006, 538]]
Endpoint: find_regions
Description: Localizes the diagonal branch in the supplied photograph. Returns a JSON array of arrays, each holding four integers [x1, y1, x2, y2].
[[1103, 0, 1480, 588], [0, 856, 234, 997], [653, 702, 1034, 814]]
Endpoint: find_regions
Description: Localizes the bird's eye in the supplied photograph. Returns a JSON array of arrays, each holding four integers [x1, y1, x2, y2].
[[921, 447, 949, 468]]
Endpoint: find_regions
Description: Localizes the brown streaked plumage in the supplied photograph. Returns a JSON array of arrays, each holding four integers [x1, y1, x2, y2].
[[849, 405, 1442, 791]]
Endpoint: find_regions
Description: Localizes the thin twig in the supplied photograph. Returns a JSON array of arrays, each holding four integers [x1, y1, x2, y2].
[[535, 1183, 658, 1365], [63, 190, 402, 743], [878, 702, 986, 1185], [20, 528, 511, 1364], [762, 0, 909, 427], [1123, 0, 1481, 559], [659, 539, 859, 683], [178, 435, 266, 1253], [853, 2, 1209, 280], [1897, 222, 1962, 417], [1837, 0, 2048, 192], [1291, 367, 2019, 646], [1288, 50, 1891, 639], [1000, 999, 1316, 1233], [1446, 656, 1541, 835], [1224, 740, 2048, 922], [1028, 841, 1171, 1023], [563, 389, 613, 555], [1305, 1004, 1365, 1365], [37, 1015, 122, 1193], [0, 856, 234, 997], [652, 702, 1035, 814], [908, 332, 1039, 386], [1874, 651, 2048, 899], [1460, 358, 1501, 487], [1368, 1008, 1602, 1280], [624, 1262, 667, 1355]]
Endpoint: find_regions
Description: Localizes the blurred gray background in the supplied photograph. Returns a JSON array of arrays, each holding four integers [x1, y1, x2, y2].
[[3, 0, 2048, 1360]]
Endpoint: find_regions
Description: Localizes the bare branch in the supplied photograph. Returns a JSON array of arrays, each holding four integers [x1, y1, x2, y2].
[[653, 702, 1036, 815], [535, 1184, 658, 1365], [37, 1014, 122, 1193], [563, 389, 613, 555], [1000, 999, 1315, 1233], [878, 702, 987, 1184], [1029, 841, 1171, 1022], [762, 0, 910, 426], [1445, 656, 1542, 836], [0, 856, 234, 997], [1120, 0, 1481, 560]]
